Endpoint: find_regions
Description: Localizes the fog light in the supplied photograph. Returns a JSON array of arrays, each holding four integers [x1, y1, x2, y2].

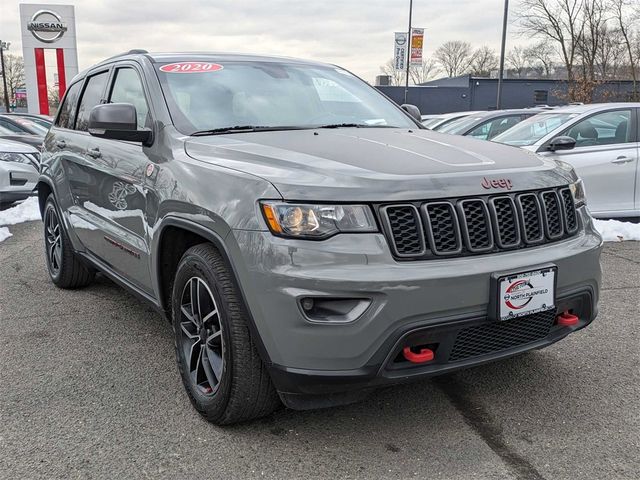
[[301, 297, 314, 311]]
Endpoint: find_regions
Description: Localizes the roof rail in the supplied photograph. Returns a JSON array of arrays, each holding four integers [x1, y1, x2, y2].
[[127, 49, 148, 55]]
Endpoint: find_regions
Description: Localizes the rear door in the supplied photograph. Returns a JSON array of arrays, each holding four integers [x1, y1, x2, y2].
[[78, 63, 154, 292], [541, 108, 637, 216]]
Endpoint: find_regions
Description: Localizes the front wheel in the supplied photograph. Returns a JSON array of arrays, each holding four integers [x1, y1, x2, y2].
[[43, 194, 95, 289], [172, 243, 280, 424]]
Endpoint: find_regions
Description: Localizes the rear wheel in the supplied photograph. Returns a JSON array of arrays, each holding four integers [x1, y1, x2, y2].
[[43, 194, 95, 289], [172, 243, 280, 424]]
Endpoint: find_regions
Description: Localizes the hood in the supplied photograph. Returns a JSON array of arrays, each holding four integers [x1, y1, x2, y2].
[[0, 137, 40, 154], [185, 128, 576, 201]]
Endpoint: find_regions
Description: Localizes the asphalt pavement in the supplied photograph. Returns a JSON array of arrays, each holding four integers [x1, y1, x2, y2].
[[0, 220, 638, 480]]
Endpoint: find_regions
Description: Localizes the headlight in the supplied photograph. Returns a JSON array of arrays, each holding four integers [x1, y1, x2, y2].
[[261, 202, 377, 239], [569, 179, 586, 207], [0, 152, 32, 164]]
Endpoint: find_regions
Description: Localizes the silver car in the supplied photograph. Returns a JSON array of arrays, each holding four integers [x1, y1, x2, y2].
[[493, 103, 640, 218], [421, 111, 482, 130], [0, 138, 39, 207]]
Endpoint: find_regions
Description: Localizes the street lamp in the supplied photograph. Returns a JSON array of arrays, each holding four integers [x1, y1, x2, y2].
[[0, 40, 10, 113]]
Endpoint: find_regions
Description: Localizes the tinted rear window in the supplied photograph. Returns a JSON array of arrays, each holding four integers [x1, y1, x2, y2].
[[55, 82, 82, 129]]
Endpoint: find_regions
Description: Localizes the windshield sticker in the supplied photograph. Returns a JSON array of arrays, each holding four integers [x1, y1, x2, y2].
[[159, 62, 223, 73]]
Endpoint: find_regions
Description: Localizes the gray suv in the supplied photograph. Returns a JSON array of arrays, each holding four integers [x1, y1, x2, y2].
[[39, 51, 602, 425]]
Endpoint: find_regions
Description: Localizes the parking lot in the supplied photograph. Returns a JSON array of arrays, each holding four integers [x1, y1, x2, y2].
[[0, 219, 638, 480]]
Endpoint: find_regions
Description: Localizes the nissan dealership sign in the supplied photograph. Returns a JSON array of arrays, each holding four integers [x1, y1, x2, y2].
[[19, 4, 79, 115], [27, 9, 68, 43]]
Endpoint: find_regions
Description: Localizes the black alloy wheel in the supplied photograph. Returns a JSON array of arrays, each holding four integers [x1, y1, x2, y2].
[[179, 276, 225, 396]]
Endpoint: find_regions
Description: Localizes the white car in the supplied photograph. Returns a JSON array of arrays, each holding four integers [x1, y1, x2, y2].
[[421, 111, 483, 130], [0, 138, 39, 207], [493, 103, 640, 219]]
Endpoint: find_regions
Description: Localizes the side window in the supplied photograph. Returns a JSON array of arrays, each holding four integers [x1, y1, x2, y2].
[[55, 81, 82, 129], [563, 110, 632, 147], [469, 116, 522, 140], [0, 119, 27, 134], [75, 71, 109, 132], [109, 68, 150, 129]]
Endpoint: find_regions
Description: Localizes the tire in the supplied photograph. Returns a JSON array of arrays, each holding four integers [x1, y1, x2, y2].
[[171, 243, 280, 424], [43, 194, 95, 289]]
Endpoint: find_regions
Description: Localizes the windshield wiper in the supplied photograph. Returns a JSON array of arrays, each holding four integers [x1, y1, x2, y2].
[[191, 125, 316, 136], [315, 123, 398, 129]]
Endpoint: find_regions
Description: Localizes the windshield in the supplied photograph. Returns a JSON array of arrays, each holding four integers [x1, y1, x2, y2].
[[11, 117, 49, 135], [438, 115, 486, 135], [156, 61, 416, 134], [492, 112, 578, 146]]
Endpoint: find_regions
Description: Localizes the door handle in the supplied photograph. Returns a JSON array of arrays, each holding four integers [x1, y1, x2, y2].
[[611, 156, 634, 164], [87, 147, 101, 159], [56, 139, 66, 149]]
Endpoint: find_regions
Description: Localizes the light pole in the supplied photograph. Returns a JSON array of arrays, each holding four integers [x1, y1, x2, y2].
[[496, 0, 509, 109], [0, 40, 10, 113], [404, 0, 413, 104]]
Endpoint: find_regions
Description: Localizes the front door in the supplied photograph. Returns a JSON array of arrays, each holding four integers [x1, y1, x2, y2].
[[72, 65, 154, 293], [542, 108, 638, 216]]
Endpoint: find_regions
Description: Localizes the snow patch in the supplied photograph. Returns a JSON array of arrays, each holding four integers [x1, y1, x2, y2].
[[593, 219, 640, 242], [0, 197, 41, 243], [0, 227, 12, 242], [0, 197, 41, 226]]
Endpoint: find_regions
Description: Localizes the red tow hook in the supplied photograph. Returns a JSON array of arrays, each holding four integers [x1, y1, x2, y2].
[[557, 311, 579, 327], [403, 346, 435, 364]]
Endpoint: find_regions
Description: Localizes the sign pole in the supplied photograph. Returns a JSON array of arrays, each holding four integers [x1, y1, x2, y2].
[[0, 41, 10, 113], [404, 0, 413, 104], [496, 0, 509, 109]]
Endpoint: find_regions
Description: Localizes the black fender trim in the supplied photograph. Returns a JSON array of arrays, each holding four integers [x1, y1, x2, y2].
[[153, 216, 274, 366]]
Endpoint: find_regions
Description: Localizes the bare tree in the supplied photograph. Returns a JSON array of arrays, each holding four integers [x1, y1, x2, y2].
[[609, 0, 638, 98], [409, 58, 440, 84], [524, 41, 557, 77], [517, 0, 585, 83], [434, 41, 473, 77], [577, 0, 607, 81], [0, 54, 25, 104], [379, 58, 406, 86], [506, 46, 530, 77], [595, 28, 626, 79], [469, 46, 499, 77]]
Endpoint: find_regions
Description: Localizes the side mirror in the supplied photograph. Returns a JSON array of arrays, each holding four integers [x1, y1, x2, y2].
[[401, 103, 421, 122], [88, 103, 152, 145], [548, 136, 576, 152]]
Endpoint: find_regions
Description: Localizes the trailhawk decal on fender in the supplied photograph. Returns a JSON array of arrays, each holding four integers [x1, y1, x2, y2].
[[159, 62, 223, 73], [498, 268, 556, 320]]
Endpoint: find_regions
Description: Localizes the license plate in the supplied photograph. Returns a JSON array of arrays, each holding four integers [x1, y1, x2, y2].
[[497, 267, 556, 321]]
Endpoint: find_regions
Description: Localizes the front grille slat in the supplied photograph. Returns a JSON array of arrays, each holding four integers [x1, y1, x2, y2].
[[517, 193, 545, 244], [540, 191, 564, 239], [458, 199, 493, 252], [449, 310, 556, 362], [489, 196, 521, 248], [380, 205, 426, 257], [379, 186, 579, 261], [560, 188, 578, 233], [423, 202, 462, 255]]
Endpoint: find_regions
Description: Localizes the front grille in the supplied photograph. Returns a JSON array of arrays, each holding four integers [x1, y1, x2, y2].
[[379, 186, 579, 260], [449, 310, 556, 362]]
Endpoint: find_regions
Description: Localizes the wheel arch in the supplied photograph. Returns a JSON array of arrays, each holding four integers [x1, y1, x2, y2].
[[153, 217, 273, 365]]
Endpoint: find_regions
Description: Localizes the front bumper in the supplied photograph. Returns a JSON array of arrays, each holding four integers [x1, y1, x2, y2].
[[0, 162, 38, 203], [231, 207, 602, 402]]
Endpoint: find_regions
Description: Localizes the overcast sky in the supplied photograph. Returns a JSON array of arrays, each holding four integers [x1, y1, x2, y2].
[[0, 0, 527, 82]]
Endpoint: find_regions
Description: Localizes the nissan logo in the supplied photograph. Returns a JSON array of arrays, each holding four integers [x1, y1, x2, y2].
[[27, 10, 67, 43]]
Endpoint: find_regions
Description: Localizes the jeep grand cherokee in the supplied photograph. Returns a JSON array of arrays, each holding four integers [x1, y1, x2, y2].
[[38, 51, 602, 424]]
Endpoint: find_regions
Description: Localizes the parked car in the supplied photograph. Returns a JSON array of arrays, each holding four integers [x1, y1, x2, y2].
[[0, 138, 39, 207], [438, 109, 545, 140], [38, 51, 601, 424], [0, 115, 46, 149], [422, 111, 482, 130], [492, 103, 640, 219], [4, 112, 53, 130]]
